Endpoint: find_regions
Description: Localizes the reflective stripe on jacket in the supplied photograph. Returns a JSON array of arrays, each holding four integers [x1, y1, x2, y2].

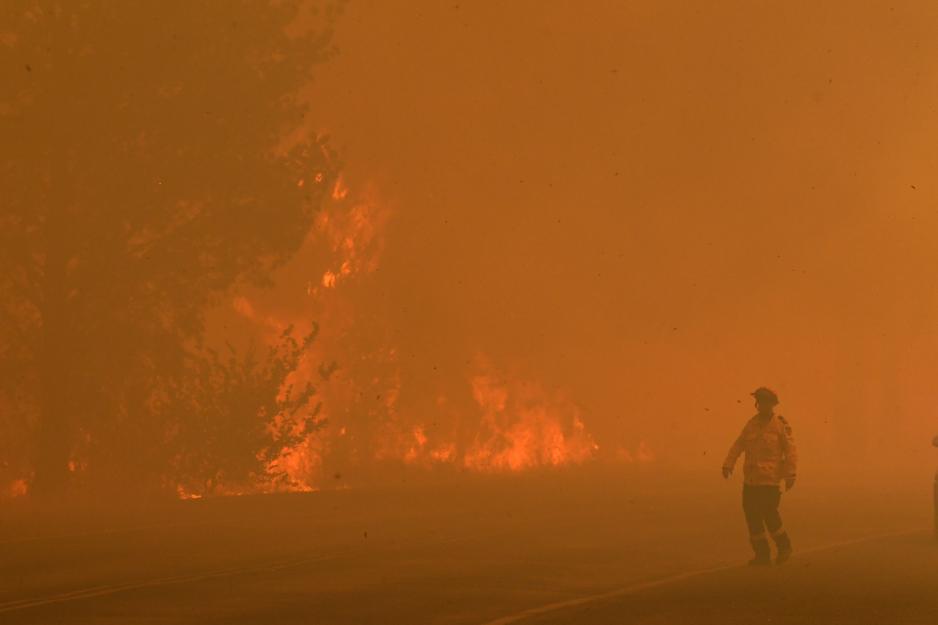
[[723, 414, 797, 486]]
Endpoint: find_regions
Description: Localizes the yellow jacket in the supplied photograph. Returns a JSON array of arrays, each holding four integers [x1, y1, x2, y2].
[[723, 414, 797, 486]]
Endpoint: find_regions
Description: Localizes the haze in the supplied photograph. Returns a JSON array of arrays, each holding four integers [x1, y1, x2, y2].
[[302, 0, 938, 479], [2, 2, 937, 624]]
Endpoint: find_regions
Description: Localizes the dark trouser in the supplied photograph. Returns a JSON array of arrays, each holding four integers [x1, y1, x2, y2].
[[743, 484, 791, 558]]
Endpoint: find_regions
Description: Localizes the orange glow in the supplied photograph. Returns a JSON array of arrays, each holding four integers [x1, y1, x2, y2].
[[10, 7, 938, 622], [188, 177, 396, 496], [461, 367, 599, 472], [267, 439, 321, 493], [186, 176, 626, 498], [310, 183, 389, 293], [232, 296, 256, 320], [331, 174, 349, 200], [375, 359, 601, 474], [175, 485, 203, 500], [5, 479, 28, 499]]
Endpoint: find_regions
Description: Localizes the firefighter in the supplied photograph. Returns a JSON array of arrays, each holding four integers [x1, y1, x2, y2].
[[722, 387, 797, 566]]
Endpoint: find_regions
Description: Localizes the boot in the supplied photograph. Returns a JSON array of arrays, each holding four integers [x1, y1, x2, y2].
[[774, 531, 793, 565], [748, 537, 771, 566]]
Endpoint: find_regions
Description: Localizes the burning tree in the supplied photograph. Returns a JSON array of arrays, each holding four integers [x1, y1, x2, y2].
[[0, 1, 343, 495], [168, 326, 321, 498]]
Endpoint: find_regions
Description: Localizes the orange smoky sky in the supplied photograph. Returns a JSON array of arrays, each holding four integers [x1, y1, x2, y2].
[[231, 1, 938, 482]]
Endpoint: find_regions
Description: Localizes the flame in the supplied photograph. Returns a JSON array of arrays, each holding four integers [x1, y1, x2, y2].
[[265, 410, 324, 494], [461, 367, 599, 471], [377, 360, 600, 473], [331, 174, 349, 200], [67, 458, 88, 474], [176, 485, 203, 500], [307, 183, 389, 294], [235, 178, 393, 493], [402, 427, 425, 463], [182, 174, 645, 499], [429, 443, 456, 463]]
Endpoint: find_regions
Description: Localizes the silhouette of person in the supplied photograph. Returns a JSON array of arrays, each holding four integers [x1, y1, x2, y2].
[[722, 387, 797, 565]]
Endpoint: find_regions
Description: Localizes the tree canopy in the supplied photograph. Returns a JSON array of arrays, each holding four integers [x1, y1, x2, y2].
[[0, 1, 343, 494]]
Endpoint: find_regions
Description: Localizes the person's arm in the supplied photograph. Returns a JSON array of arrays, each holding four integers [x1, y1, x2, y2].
[[722, 427, 746, 478], [779, 415, 797, 489]]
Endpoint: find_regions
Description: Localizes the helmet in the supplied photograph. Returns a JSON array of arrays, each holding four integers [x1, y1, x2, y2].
[[751, 387, 779, 405]]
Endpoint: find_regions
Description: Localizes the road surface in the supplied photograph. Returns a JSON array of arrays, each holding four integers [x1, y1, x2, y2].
[[488, 530, 937, 625], [0, 470, 932, 624]]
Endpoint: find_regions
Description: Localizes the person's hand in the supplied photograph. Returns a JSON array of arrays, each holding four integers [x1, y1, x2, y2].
[[722, 466, 732, 479], [785, 477, 796, 491]]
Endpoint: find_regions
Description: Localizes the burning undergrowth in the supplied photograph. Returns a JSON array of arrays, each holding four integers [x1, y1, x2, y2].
[[372, 359, 599, 473], [183, 176, 649, 497]]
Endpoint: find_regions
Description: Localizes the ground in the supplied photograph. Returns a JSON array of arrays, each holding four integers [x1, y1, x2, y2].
[[501, 531, 937, 625], [0, 469, 933, 624]]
